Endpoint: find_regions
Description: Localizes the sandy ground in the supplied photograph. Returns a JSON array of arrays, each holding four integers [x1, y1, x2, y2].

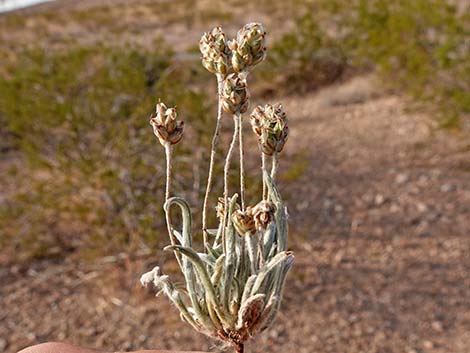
[[2, 76, 469, 352]]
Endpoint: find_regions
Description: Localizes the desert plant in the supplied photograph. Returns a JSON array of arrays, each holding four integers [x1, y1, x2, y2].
[[141, 24, 294, 353], [267, 0, 470, 125]]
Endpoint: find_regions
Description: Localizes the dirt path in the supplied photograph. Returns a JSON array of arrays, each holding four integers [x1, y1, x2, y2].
[[1, 75, 469, 353]]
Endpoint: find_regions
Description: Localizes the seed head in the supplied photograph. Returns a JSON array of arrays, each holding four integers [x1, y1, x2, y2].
[[222, 73, 250, 114], [216, 196, 240, 220], [232, 206, 256, 236], [199, 26, 231, 76], [252, 200, 276, 230], [149, 102, 184, 146], [230, 23, 267, 73], [250, 103, 288, 155]]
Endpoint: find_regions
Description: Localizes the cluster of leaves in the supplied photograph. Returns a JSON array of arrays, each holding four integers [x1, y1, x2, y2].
[[265, 0, 470, 125], [0, 42, 218, 263]]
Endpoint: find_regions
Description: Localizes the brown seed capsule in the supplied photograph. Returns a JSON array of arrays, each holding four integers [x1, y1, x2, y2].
[[199, 26, 231, 76], [249, 103, 288, 155], [230, 23, 267, 73], [221, 73, 250, 114], [216, 197, 240, 220], [232, 206, 256, 236], [252, 200, 276, 230], [149, 103, 184, 146]]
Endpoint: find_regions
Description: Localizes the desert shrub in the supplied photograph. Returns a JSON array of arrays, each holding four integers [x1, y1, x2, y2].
[[260, 13, 346, 95], [267, 0, 470, 125], [0, 43, 218, 264]]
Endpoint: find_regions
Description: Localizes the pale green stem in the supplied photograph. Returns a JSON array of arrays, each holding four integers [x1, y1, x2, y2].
[[257, 230, 265, 267], [222, 116, 239, 253], [262, 153, 267, 200], [164, 142, 183, 269], [271, 152, 279, 181], [202, 74, 224, 248], [164, 143, 172, 202], [246, 233, 257, 274], [236, 113, 246, 210]]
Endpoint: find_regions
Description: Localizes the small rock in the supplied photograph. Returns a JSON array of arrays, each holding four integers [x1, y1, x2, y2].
[[0, 338, 7, 351], [441, 183, 456, 192], [395, 173, 409, 184], [431, 321, 443, 332], [334, 204, 344, 213], [375, 194, 385, 206], [416, 202, 428, 213], [423, 340, 434, 349], [417, 174, 430, 185], [390, 203, 400, 213]]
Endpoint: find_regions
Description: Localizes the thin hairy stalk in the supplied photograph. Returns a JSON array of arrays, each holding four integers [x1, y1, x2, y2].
[[271, 152, 279, 181], [164, 143, 172, 202], [261, 153, 267, 200], [202, 74, 224, 248], [164, 143, 183, 269], [222, 117, 240, 252], [237, 113, 246, 210]]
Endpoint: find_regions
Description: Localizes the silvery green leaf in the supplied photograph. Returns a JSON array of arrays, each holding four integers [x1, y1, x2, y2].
[[164, 245, 217, 304], [264, 171, 288, 252], [251, 251, 294, 296], [198, 253, 216, 268], [262, 221, 277, 259], [273, 254, 295, 297], [206, 242, 223, 259], [246, 233, 258, 274], [205, 228, 219, 237], [172, 230, 183, 244], [165, 244, 231, 328], [250, 295, 279, 335], [221, 194, 238, 321], [240, 274, 257, 306], [211, 254, 225, 285], [163, 197, 215, 332], [140, 267, 202, 333]]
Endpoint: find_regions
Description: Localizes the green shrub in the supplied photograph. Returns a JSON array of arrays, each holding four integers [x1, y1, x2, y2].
[[260, 12, 346, 94], [0, 43, 218, 264], [267, 0, 469, 125]]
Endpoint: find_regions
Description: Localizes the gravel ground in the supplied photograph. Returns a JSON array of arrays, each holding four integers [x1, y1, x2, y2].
[[1, 83, 469, 353]]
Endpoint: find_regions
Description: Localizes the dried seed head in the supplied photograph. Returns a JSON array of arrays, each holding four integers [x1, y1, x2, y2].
[[215, 197, 226, 220], [199, 26, 231, 76], [230, 23, 267, 73], [222, 73, 250, 114], [249, 103, 288, 155], [252, 200, 276, 230], [216, 196, 240, 220], [232, 206, 256, 236], [149, 103, 184, 146], [237, 294, 266, 330]]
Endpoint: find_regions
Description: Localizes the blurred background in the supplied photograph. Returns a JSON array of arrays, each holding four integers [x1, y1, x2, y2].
[[0, 0, 469, 352]]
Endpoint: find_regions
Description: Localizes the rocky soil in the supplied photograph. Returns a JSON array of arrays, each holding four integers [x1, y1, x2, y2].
[[2, 75, 469, 353]]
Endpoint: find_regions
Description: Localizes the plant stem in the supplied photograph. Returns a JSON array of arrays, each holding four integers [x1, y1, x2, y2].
[[222, 116, 239, 253], [202, 74, 224, 248], [261, 153, 267, 200], [164, 143, 172, 202], [237, 113, 246, 210], [271, 152, 279, 181], [164, 142, 183, 269]]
